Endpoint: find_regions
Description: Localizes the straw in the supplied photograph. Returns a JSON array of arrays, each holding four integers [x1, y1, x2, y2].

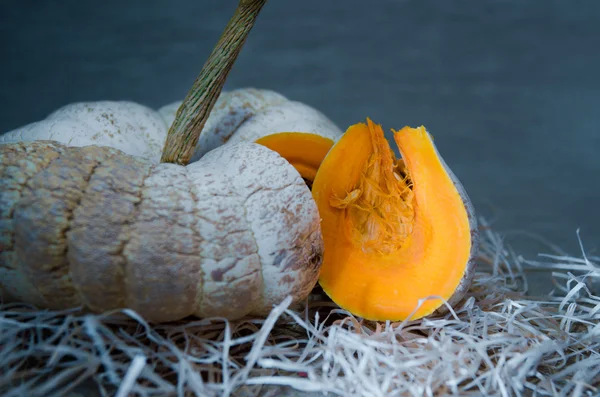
[[1, 217, 599, 396]]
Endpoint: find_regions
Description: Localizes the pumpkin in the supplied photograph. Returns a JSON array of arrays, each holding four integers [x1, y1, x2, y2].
[[310, 119, 478, 321], [0, 0, 348, 322], [0, 102, 337, 322]]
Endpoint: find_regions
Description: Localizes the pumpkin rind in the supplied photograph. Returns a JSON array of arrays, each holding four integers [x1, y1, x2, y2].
[[159, 88, 288, 161], [435, 156, 479, 312], [160, 88, 343, 162], [228, 100, 342, 145], [0, 88, 342, 167], [0, 101, 168, 163]]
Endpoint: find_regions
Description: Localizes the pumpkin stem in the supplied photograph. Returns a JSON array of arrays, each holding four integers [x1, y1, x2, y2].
[[330, 119, 415, 255], [160, 0, 268, 165]]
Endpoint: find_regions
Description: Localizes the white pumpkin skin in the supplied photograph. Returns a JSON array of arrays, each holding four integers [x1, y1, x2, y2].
[[0, 101, 168, 163], [160, 88, 343, 161], [159, 88, 288, 162], [0, 140, 322, 322], [1, 88, 343, 164], [227, 100, 342, 145]]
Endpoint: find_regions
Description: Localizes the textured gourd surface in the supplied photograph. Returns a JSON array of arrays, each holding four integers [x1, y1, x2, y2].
[[0, 140, 323, 322], [160, 88, 343, 162], [0, 88, 343, 166]]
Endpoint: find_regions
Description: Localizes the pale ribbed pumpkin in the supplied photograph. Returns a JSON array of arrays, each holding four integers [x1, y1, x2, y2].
[[0, 89, 342, 322]]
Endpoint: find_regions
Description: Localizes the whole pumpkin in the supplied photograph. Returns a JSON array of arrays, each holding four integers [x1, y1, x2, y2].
[[0, 88, 343, 322]]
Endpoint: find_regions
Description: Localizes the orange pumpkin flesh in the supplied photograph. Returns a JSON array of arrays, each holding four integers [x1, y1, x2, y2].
[[311, 119, 475, 321], [255, 132, 335, 184]]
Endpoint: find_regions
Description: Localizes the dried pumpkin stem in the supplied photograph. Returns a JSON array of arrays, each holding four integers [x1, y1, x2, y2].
[[160, 0, 268, 165]]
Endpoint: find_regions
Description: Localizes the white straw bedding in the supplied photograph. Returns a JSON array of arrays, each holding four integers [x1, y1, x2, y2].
[[1, 218, 598, 397]]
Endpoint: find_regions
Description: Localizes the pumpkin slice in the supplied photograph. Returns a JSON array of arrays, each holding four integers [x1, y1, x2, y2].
[[256, 132, 335, 186], [311, 119, 477, 321]]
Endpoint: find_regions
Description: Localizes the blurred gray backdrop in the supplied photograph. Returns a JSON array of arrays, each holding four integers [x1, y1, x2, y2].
[[2, 0, 599, 292]]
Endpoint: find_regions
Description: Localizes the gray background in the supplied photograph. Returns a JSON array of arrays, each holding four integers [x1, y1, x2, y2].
[[2, 0, 599, 291]]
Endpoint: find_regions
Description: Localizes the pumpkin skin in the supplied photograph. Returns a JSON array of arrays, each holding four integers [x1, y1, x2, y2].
[[311, 120, 478, 321], [0, 88, 343, 322], [0, 101, 168, 163], [160, 88, 343, 162], [0, 88, 343, 165]]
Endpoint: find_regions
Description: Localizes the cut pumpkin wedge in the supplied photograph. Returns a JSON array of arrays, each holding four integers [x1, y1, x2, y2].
[[255, 132, 335, 185], [311, 119, 478, 321]]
